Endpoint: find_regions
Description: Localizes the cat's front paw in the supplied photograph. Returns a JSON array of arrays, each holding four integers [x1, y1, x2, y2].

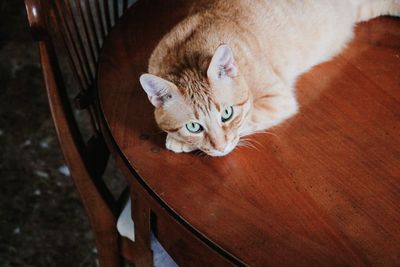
[[166, 135, 196, 153]]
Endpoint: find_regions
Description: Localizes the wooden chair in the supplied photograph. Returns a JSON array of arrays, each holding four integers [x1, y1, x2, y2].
[[24, 0, 154, 266]]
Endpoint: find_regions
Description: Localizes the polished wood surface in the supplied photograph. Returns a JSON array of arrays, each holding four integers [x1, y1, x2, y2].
[[98, 0, 400, 265]]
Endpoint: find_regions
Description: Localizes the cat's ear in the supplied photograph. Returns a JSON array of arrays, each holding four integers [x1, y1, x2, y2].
[[139, 74, 179, 108], [207, 44, 238, 81]]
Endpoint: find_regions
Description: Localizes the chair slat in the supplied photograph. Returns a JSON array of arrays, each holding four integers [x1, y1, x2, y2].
[[64, 0, 95, 81], [123, 0, 128, 13], [77, 0, 98, 74], [52, 3, 90, 90], [103, 0, 112, 32], [84, 0, 102, 53], [113, 0, 119, 22], [94, 0, 107, 38]]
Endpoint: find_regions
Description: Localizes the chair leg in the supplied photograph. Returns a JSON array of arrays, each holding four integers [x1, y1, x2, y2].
[[132, 192, 154, 267], [94, 229, 123, 267], [132, 239, 153, 267]]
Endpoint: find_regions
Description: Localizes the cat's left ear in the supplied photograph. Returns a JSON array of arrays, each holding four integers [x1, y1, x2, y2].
[[207, 44, 238, 81], [139, 74, 180, 108]]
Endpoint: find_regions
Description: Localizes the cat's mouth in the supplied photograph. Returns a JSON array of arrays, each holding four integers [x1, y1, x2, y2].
[[202, 138, 239, 157]]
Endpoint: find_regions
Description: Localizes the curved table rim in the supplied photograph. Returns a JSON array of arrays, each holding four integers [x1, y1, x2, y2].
[[95, 1, 400, 265], [94, 2, 245, 265]]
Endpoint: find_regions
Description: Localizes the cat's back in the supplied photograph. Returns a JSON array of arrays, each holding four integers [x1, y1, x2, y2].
[[149, 0, 356, 81], [148, 0, 271, 75]]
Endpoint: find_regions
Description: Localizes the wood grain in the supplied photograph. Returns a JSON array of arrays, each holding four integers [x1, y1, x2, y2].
[[98, 0, 400, 265]]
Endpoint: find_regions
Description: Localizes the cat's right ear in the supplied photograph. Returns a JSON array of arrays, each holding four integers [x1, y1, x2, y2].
[[139, 74, 178, 108], [207, 44, 238, 82]]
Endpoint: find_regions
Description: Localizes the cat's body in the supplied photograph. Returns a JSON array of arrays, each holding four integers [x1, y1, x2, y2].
[[140, 0, 399, 156]]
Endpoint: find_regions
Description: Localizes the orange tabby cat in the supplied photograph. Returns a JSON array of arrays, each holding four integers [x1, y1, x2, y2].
[[140, 0, 399, 156]]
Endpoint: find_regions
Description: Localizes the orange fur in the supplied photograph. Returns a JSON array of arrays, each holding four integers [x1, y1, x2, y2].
[[140, 0, 399, 156]]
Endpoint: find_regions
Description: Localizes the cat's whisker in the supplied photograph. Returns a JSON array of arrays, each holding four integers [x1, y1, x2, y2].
[[238, 139, 257, 150], [240, 138, 255, 145], [239, 139, 252, 145], [240, 138, 262, 151], [237, 143, 249, 149], [250, 139, 264, 148], [250, 130, 280, 139], [248, 143, 259, 151]]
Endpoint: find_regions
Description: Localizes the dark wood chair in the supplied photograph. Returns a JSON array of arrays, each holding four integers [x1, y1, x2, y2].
[[25, 0, 400, 266], [24, 0, 154, 266]]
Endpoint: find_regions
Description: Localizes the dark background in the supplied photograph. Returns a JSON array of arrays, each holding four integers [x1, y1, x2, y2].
[[0, 1, 124, 266]]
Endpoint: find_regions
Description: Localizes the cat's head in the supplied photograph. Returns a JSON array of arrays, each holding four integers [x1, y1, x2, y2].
[[140, 45, 252, 156]]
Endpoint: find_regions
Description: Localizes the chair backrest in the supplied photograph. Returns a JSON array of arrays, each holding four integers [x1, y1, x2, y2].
[[24, 1, 134, 266]]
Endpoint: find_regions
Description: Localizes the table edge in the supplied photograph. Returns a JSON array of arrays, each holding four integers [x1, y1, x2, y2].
[[94, 3, 246, 263]]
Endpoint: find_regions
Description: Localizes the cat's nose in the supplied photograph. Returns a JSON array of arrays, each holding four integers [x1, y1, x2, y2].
[[214, 143, 228, 153]]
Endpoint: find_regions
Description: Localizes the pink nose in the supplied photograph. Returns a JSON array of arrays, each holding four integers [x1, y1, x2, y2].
[[214, 143, 228, 153]]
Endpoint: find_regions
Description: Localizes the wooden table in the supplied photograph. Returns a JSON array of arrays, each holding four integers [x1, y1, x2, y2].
[[97, 0, 400, 265]]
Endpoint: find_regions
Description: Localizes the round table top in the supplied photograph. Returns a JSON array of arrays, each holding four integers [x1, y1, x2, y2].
[[98, 1, 400, 265]]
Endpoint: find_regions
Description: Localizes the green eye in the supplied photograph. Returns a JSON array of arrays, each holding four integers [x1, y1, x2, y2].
[[185, 122, 203, 133], [221, 106, 234, 122]]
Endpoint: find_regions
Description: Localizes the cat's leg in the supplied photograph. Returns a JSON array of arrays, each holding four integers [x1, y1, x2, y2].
[[165, 134, 196, 153], [241, 84, 298, 136]]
